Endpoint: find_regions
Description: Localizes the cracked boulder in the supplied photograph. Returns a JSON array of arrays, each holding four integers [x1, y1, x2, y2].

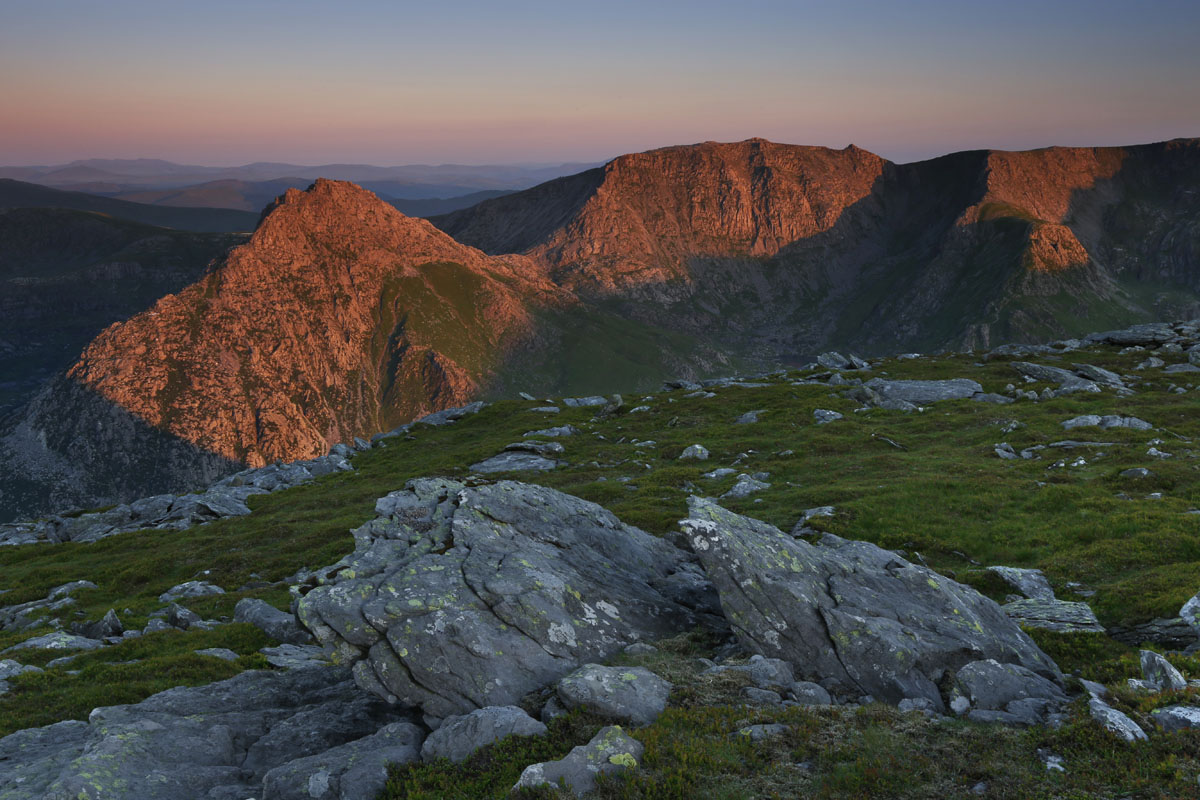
[[681, 498, 1063, 710], [297, 479, 714, 721]]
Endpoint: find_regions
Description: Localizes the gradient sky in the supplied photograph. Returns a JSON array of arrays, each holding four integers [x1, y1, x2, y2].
[[2, 0, 1199, 166]]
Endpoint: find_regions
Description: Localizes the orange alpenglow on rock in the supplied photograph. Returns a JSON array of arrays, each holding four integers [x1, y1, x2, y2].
[[67, 179, 566, 467]]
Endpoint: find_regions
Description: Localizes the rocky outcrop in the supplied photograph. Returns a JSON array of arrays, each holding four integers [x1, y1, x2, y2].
[[0, 665, 421, 800], [680, 497, 1063, 710], [296, 479, 715, 721]]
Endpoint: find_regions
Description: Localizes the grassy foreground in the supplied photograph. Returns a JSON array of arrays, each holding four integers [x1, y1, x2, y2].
[[1, 341, 1198, 796]]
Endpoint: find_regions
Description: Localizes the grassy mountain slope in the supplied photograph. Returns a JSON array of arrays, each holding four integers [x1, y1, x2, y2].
[[1, 334, 1198, 796]]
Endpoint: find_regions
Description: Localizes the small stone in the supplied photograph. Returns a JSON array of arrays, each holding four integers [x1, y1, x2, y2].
[[813, 409, 843, 425]]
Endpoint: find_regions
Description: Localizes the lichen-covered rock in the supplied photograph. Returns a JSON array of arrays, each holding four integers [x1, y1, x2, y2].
[[260, 721, 424, 800], [420, 706, 547, 763], [556, 664, 673, 726], [297, 479, 712, 720], [1088, 697, 1147, 742], [1140, 650, 1187, 692], [681, 497, 1063, 710], [3, 631, 105, 653], [1151, 705, 1200, 732], [0, 666, 417, 800], [514, 725, 644, 796], [1000, 598, 1105, 633]]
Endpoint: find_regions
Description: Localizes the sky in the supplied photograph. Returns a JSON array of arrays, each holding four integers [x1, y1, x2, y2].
[[2, 0, 1199, 166]]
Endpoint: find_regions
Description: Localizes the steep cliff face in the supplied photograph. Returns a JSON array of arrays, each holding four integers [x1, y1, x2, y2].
[[58, 179, 564, 468], [435, 138, 1200, 354], [439, 139, 888, 290]]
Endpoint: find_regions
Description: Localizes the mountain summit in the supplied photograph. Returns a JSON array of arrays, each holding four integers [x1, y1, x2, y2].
[[62, 179, 562, 468]]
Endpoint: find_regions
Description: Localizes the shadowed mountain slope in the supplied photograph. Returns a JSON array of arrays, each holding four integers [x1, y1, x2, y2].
[[0, 208, 243, 417], [0, 179, 259, 232]]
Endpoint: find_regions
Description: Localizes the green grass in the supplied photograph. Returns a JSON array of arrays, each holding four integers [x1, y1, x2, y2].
[[2, 338, 1199, 795]]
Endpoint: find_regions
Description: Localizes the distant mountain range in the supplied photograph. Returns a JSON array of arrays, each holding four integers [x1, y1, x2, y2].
[[1, 137, 1198, 521], [0, 158, 600, 200]]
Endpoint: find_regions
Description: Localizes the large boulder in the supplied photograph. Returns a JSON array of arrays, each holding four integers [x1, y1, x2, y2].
[[680, 498, 1063, 710], [297, 479, 714, 721], [0, 666, 418, 800]]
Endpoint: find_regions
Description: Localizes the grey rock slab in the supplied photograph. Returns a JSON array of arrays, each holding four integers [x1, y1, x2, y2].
[[514, 725, 644, 797], [297, 479, 712, 720], [973, 393, 1014, 405], [1001, 598, 1105, 633], [1121, 467, 1155, 479], [421, 705, 547, 763], [954, 659, 1067, 713], [702, 655, 795, 691], [1085, 323, 1177, 346], [259, 721, 424, 800], [1010, 362, 1082, 385], [1071, 363, 1125, 387], [721, 474, 770, 499], [261, 644, 329, 670], [1151, 705, 1200, 732], [235, 598, 313, 645], [813, 409, 843, 424], [679, 444, 710, 460], [556, 664, 672, 727], [469, 451, 560, 473], [986, 567, 1055, 601], [1140, 650, 1187, 691], [504, 440, 566, 457], [865, 378, 982, 405], [681, 498, 1063, 709], [789, 680, 833, 705], [561, 396, 607, 407], [1164, 363, 1200, 374], [1088, 697, 1147, 742], [414, 401, 487, 426], [4, 631, 105, 653], [0, 666, 413, 800], [524, 425, 580, 438], [702, 467, 737, 480], [158, 580, 225, 604], [195, 647, 239, 661], [0, 658, 42, 691]]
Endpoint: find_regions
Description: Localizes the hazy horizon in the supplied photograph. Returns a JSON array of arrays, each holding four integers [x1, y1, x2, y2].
[[4, 0, 1199, 167]]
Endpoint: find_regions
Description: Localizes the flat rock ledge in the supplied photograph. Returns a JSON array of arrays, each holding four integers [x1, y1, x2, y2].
[[297, 479, 715, 721]]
